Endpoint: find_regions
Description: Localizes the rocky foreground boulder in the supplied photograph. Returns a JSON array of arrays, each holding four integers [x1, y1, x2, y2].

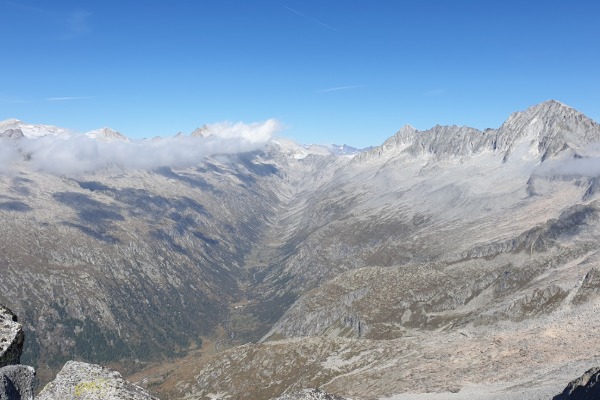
[[553, 367, 600, 400], [0, 305, 33, 400], [0, 365, 35, 400], [37, 361, 157, 400], [273, 388, 349, 400], [0, 306, 24, 368]]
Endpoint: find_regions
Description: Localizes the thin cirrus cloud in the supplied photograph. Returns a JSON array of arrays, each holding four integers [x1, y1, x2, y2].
[[0, 119, 282, 176], [46, 96, 94, 101], [284, 6, 336, 31], [318, 85, 367, 93]]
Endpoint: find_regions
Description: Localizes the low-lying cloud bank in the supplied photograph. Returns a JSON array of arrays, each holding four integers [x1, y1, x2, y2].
[[536, 157, 600, 177], [534, 143, 600, 178], [0, 119, 281, 176]]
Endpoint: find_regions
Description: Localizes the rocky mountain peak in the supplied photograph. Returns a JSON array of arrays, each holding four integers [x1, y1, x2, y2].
[[382, 124, 418, 149], [85, 127, 129, 142], [495, 100, 600, 161], [0, 119, 72, 138], [354, 100, 600, 163], [0, 119, 21, 128], [355, 123, 487, 162], [191, 124, 212, 137], [499, 100, 591, 133]]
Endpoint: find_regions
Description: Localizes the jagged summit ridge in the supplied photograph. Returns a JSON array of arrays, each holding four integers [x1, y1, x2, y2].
[[85, 127, 129, 142], [191, 124, 211, 137], [495, 99, 600, 161], [355, 100, 600, 163], [0, 119, 71, 138]]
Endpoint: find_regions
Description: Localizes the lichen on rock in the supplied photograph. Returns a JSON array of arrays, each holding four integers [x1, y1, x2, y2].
[[37, 361, 158, 400]]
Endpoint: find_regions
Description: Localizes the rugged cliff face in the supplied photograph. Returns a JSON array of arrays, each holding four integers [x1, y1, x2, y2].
[[0, 306, 24, 368], [553, 367, 600, 400]]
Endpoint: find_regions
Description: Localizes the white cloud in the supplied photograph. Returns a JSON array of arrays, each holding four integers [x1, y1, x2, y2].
[[535, 157, 600, 177], [0, 119, 281, 176], [318, 85, 366, 93], [46, 96, 93, 101], [534, 143, 600, 177], [204, 119, 280, 143], [0, 143, 20, 174]]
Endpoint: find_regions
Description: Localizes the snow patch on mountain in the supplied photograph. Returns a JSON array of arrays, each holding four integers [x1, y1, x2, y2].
[[0, 118, 72, 138], [85, 127, 129, 142]]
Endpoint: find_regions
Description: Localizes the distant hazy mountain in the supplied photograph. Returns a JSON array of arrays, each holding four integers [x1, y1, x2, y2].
[[1, 101, 600, 399], [326, 143, 371, 156]]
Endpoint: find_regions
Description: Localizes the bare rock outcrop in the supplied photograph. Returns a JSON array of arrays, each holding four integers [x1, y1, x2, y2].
[[0, 128, 24, 140], [552, 367, 600, 400], [273, 388, 349, 400], [354, 100, 600, 164], [0, 305, 33, 399], [0, 306, 24, 368], [0, 365, 35, 400], [37, 361, 158, 400]]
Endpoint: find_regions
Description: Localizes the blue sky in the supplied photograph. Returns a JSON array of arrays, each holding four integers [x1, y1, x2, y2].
[[1, 0, 599, 148]]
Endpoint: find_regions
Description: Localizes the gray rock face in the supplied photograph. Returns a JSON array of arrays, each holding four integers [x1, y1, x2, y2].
[[354, 100, 600, 163], [190, 124, 211, 137], [37, 361, 157, 400], [84, 127, 128, 142], [0, 365, 35, 400], [0, 129, 24, 140], [273, 388, 349, 400], [0, 306, 24, 368], [573, 268, 600, 304], [553, 367, 600, 400]]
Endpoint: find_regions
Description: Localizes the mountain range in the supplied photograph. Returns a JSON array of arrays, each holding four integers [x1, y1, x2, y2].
[[0, 100, 599, 399]]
